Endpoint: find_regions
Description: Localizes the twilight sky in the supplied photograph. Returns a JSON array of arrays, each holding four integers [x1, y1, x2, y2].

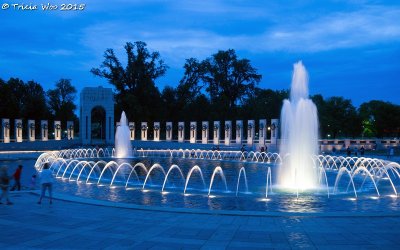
[[1, 0, 399, 106]]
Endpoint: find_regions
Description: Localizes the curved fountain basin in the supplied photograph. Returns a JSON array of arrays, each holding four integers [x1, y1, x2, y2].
[[35, 150, 400, 214]]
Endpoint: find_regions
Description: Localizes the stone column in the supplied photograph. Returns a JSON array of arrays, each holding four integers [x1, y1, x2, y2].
[[28, 120, 35, 141], [41, 120, 48, 141], [15, 119, 23, 142], [213, 121, 220, 145], [190, 121, 196, 144], [154, 122, 160, 141], [224, 121, 231, 146], [67, 121, 74, 140], [270, 119, 279, 146], [178, 122, 185, 142], [247, 120, 255, 146], [259, 119, 266, 147], [166, 122, 172, 141], [2, 119, 10, 143], [129, 122, 135, 140], [141, 122, 148, 141], [236, 120, 242, 145], [201, 121, 208, 144], [54, 121, 61, 140]]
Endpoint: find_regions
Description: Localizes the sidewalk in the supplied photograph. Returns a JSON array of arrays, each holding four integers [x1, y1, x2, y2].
[[1, 192, 400, 249]]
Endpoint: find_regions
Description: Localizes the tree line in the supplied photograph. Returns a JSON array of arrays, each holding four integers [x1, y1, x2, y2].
[[1, 41, 399, 139], [0, 78, 78, 136]]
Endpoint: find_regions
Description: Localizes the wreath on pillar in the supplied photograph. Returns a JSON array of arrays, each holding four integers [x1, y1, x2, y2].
[[55, 124, 61, 130], [30, 123, 35, 129], [154, 125, 160, 131], [214, 124, 219, 130], [248, 124, 253, 130], [236, 124, 241, 131], [166, 125, 172, 131], [225, 124, 230, 131], [190, 124, 196, 131], [4, 122, 10, 129], [178, 125, 184, 131], [202, 124, 208, 131], [16, 122, 23, 129], [141, 124, 148, 131], [129, 124, 135, 131], [42, 124, 48, 130]]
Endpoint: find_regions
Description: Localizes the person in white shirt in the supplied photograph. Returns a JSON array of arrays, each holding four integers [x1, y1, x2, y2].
[[37, 163, 54, 204]]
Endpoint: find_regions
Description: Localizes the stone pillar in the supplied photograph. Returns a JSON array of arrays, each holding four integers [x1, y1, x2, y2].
[[247, 120, 255, 146], [236, 120, 242, 145], [213, 121, 220, 145], [166, 122, 172, 141], [2, 119, 10, 143], [67, 121, 74, 140], [15, 119, 23, 142], [224, 121, 231, 146], [54, 121, 61, 140], [41, 120, 48, 141], [28, 120, 35, 141], [201, 121, 208, 144], [259, 119, 266, 146], [154, 122, 160, 141], [178, 122, 185, 142], [129, 122, 135, 140], [141, 122, 148, 141], [270, 119, 279, 146], [190, 121, 196, 144]]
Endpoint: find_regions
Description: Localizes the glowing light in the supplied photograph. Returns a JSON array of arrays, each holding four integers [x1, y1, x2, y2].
[[347, 197, 357, 201], [184, 193, 191, 196], [125, 187, 135, 190], [142, 189, 150, 193], [370, 196, 379, 200], [259, 198, 271, 202], [161, 191, 169, 195], [388, 194, 398, 198], [110, 186, 117, 189], [208, 195, 216, 198]]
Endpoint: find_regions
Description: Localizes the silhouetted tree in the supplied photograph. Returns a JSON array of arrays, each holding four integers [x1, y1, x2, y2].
[[47, 79, 77, 122], [359, 100, 400, 137], [91, 41, 168, 122]]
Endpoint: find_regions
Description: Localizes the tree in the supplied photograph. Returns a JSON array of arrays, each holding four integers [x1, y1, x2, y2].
[[323, 97, 361, 138], [91, 41, 168, 121], [22, 80, 48, 119], [359, 100, 400, 137], [179, 49, 261, 109], [47, 79, 77, 122], [202, 49, 261, 107]]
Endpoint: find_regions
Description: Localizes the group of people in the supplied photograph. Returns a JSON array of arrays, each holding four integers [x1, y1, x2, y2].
[[0, 163, 54, 205], [346, 146, 365, 157]]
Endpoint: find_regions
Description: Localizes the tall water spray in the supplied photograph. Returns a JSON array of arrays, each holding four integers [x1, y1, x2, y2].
[[278, 61, 319, 190], [115, 111, 133, 158]]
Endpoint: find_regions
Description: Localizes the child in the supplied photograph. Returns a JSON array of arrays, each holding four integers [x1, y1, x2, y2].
[[30, 174, 37, 190]]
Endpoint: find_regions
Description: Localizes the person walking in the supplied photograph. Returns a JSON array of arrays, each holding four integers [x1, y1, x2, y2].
[[37, 163, 54, 205], [0, 166, 13, 205], [10, 165, 23, 191]]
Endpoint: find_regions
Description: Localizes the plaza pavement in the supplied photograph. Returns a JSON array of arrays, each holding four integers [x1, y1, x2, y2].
[[0, 191, 399, 249]]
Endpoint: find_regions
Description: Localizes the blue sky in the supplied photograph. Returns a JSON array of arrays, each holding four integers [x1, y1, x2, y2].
[[1, 0, 399, 106]]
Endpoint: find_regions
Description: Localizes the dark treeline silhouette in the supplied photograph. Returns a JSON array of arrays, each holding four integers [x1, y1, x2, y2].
[[1, 41, 399, 139], [0, 78, 79, 137]]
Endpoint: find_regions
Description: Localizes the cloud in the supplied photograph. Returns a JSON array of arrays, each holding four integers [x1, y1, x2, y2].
[[28, 49, 74, 56]]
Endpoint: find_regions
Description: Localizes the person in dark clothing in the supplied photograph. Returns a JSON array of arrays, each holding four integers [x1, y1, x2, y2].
[[360, 146, 365, 156], [346, 146, 351, 157], [10, 165, 23, 191]]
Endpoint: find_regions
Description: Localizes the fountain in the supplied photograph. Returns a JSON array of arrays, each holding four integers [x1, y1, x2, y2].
[[115, 111, 133, 158], [32, 62, 400, 214], [279, 61, 319, 191]]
